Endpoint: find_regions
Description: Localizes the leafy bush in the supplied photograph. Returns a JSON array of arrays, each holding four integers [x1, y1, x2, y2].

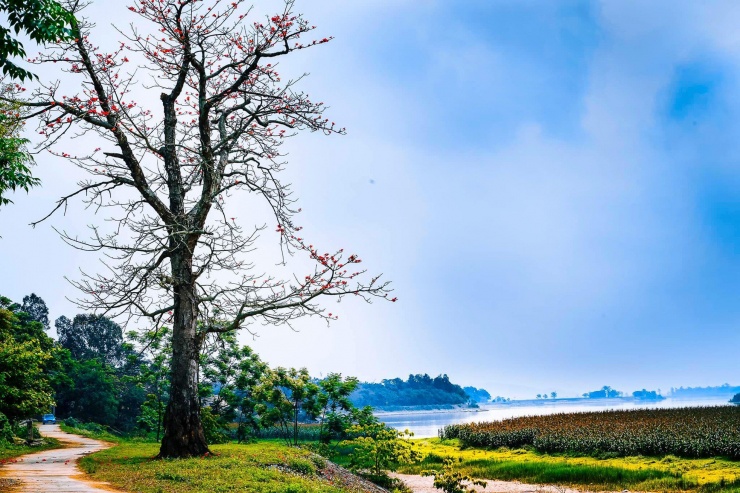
[[200, 407, 230, 444], [287, 457, 317, 476], [310, 454, 327, 469], [11, 420, 39, 439], [341, 423, 421, 477], [63, 419, 104, 434]]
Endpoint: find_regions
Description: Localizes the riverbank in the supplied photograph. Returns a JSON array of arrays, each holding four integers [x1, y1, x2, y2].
[[391, 473, 592, 493], [374, 405, 485, 416], [397, 438, 740, 492]]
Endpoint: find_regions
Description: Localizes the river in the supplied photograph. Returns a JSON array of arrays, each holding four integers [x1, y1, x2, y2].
[[376, 397, 733, 438]]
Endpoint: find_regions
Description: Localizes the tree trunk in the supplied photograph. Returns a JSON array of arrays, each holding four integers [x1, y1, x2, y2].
[[158, 250, 210, 458], [156, 394, 162, 442], [294, 405, 299, 446]]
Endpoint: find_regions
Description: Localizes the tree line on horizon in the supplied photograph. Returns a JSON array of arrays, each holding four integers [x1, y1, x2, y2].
[[535, 386, 662, 400], [349, 374, 490, 409]]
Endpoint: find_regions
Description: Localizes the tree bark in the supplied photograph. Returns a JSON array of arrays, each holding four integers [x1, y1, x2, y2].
[[294, 405, 298, 446], [158, 249, 210, 458]]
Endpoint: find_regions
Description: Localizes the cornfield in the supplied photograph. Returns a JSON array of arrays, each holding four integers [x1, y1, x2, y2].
[[440, 406, 740, 458]]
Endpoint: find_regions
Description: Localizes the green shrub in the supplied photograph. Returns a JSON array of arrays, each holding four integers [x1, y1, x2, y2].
[[0, 412, 13, 443], [200, 407, 229, 444], [287, 457, 316, 476], [422, 452, 446, 464], [310, 454, 327, 470], [11, 420, 39, 439], [422, 457, 487, 493]]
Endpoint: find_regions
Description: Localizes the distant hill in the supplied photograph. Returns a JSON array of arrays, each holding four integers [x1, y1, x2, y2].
[[670, 384, 740, 398], [350, 374, 480, 409]]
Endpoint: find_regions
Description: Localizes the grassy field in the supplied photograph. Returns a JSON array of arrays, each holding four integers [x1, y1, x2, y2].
[[78, 440, 388, 493], [397, 438, 740, 492], [59, 423, 394, 492]]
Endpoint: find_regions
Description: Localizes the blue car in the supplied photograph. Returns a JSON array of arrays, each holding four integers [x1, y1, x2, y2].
[[42, 414, 56, 424]]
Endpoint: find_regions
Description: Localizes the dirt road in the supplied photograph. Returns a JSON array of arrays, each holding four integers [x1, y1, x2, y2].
[[392, 473, 588, 493], [0, 424, 117, 492]]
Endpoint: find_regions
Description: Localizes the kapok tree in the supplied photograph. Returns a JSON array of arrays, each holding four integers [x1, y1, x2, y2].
[[6, 0, 393, 458]]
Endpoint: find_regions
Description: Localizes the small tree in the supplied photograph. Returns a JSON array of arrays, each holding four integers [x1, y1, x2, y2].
[[256, 367, 318, 446], [422, 457, 487, 493], [309, 373, 359, 443], [199, 333, 267, 441], [341, 422, 420, 479], [130, 327, 172, 440], [550, 391, 557, 399]]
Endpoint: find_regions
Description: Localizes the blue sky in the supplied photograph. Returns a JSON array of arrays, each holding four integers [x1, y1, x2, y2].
[[2, 1, 740, 398]]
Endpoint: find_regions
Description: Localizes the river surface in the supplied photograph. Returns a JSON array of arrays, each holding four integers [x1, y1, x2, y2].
[[377, 397, 733, 438]]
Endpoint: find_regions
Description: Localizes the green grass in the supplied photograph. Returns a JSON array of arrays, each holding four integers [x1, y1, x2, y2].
[[59, 422, 123, 443], [79, 439, 376, 493], [394, 438, 740, 492]]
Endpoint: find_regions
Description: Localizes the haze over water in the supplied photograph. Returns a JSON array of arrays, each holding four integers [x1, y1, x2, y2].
[[379, 398, 734, 438]]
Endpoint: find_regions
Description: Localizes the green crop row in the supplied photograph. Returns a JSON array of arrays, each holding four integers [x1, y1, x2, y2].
[[440, 406, 740, 458]]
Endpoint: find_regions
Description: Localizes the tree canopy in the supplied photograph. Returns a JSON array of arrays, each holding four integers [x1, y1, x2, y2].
[[55, 313, 124, 366], [0, 0, 74, 80], [0, 297, 56, 421], [0, 94, 38, 207], [0, 1, 75, 207], [21, 293, 49, 331], [351, 374, 472, 409]]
